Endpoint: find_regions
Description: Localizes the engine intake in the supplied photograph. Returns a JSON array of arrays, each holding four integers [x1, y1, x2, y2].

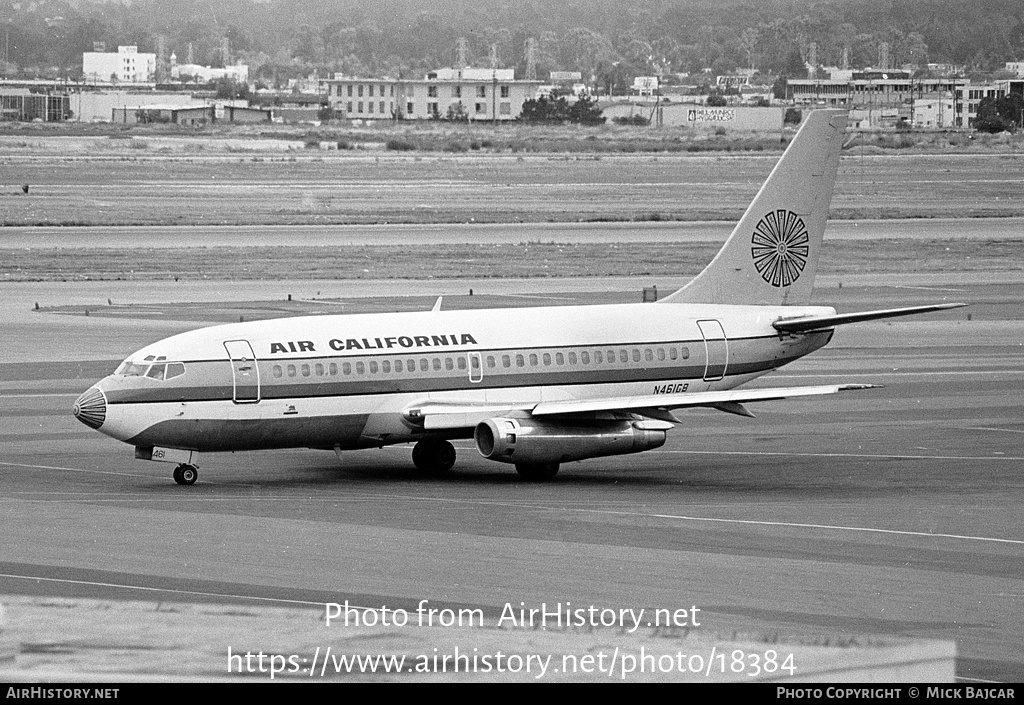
[[475, 417, 667, 465]]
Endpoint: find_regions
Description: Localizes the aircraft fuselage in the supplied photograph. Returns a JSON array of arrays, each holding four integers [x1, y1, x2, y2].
[[76, 302, 835, 454]]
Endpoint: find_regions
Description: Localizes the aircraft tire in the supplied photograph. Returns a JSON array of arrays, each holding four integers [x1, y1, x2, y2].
[[173, 464, 198, 485], [514, 463, 559, 481], [412, 440, 456, 474]]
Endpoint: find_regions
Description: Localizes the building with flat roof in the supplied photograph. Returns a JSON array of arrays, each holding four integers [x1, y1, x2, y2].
[[788, 76, 966, 110], [111, 104, 270, 126], [954, 83, 1007, 128], [171, 61, 249, 84], [324, 69, 542, 121], [788, 76, 1024, 128], [82, 46, 155, 84]]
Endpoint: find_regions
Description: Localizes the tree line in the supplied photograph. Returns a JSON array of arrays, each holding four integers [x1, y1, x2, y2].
[[1, 0, 1021, 86]]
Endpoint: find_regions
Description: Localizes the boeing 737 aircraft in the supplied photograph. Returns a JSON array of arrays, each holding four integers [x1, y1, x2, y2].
[[73, 109, 963, 484]]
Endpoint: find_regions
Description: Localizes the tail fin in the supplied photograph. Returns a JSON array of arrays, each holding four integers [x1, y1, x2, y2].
[[660, 109, 847, 306]]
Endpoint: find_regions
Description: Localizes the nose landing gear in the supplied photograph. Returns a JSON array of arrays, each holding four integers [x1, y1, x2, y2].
[[173, 463, 198, 485]]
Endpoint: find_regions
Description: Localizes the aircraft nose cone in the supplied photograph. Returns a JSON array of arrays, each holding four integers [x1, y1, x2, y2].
[[73, 387, 106, 429]]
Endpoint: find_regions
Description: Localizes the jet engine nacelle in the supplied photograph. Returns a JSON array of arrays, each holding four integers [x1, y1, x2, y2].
[[474, 417, 669, 465]]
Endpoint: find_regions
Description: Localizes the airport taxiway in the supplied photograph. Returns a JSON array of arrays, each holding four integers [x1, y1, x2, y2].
[[1, 272, 1022, 682]]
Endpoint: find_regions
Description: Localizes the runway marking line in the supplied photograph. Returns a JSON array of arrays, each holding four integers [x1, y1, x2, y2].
[[0, 460, 152, 479], [768, 370, 1024, 379], [659, 450, 1023, 461], [965, 426, 1024, 435], [0, 572, 329, 608], [585, 509, 1024, 546]]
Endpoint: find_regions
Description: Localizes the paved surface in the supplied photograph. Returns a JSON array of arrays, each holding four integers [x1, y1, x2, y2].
[[0, 275, 1021, 682], [1, 218, 1023, 248]]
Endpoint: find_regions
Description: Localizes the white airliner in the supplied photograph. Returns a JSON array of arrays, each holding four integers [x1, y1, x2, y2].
[[74, 109, 963, 484]]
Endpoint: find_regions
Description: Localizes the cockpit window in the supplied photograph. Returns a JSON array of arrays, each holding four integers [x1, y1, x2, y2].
[[117, 360, 186, 380], [116, 362, 149, 376]]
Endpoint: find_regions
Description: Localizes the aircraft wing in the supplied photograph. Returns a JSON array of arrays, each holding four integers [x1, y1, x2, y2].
[[773, 303, 967, 333], [409, 384, 879, 428], [530, 384, 879, 420]]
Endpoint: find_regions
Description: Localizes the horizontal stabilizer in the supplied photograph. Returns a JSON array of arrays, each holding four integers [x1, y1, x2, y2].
[[531, 384, 880, 419], [773, 303, 967, 333]]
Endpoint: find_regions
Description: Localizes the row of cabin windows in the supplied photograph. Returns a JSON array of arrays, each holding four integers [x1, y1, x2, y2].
[[270, 346, 690, 380]]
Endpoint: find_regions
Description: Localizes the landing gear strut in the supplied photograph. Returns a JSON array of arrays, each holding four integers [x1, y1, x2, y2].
[[411, 440, 456, 474], [173, 463, 198, 485], [515, 463, 559, 481]]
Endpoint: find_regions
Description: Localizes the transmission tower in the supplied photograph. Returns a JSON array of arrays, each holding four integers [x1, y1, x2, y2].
[[456, 37, 468, 68], [489, 43, 498, 69], [156, 35, 167, 83], [525, 38, 537, 81], [221, 36, 230, 66]]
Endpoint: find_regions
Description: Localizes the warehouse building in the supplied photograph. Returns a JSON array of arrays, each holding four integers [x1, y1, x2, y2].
[[111, 104, 270, 125]]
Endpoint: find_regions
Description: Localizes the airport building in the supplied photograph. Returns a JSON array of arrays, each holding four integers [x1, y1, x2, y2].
[[789, 74, 1021, 128], [954, 83, 1008, 127], [912, 96, 956, 128], [324, 68, 542, 121], [82, 45, 156, 84], [171, 61, 249, 84], [0, 90, 70, 121], [111, 104, 270, 126], [787, 73, 965, 111]]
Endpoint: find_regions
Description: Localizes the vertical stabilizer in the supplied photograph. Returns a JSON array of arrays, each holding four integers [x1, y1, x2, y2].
[[660, 110, 847, 306]]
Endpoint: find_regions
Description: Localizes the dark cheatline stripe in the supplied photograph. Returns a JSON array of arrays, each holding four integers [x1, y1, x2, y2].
[[127, 413, 372, 452]]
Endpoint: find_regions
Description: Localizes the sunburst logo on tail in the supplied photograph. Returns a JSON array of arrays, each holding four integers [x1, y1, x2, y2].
[[751, 209, 809, 287]]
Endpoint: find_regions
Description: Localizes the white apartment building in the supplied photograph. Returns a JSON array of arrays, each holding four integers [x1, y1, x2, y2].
[[324, 68, 541, 121], [82, 46, 155, 84]]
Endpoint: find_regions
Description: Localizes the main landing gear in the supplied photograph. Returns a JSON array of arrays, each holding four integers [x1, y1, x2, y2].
[[514, 463, 560, 481], [411, 440, 457, 474], [172, 463, 198, 485]]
